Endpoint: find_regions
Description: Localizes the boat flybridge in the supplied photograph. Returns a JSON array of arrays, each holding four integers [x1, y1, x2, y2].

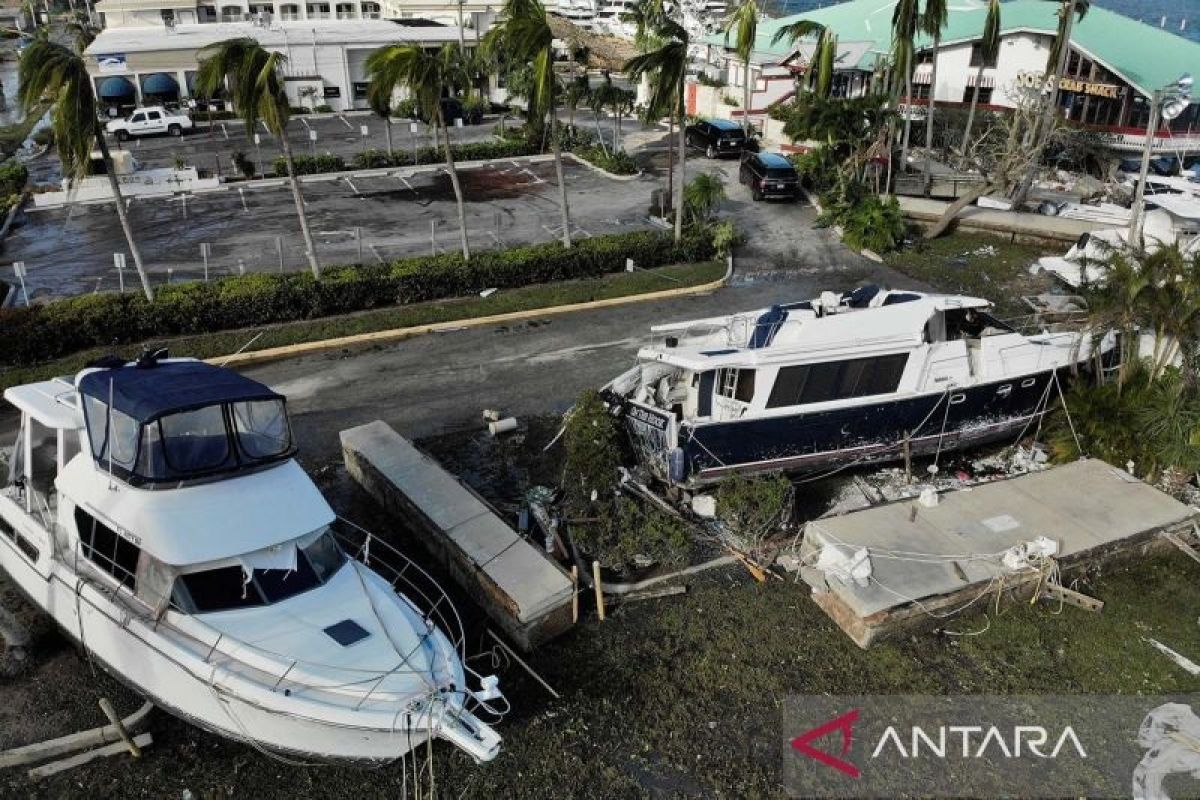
[[604, 287, 1111, 487], [0, 356, 505, 763]]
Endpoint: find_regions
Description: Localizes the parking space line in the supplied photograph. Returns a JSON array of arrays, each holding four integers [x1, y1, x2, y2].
[[338, 115, 354, 130], [260, 121, 270, 135], [300, 117, 312, 131], [220, 123, 229, 140], [368, 244, 385, 264], [237, 187, 248, 212], [344, 177, 360, 196]]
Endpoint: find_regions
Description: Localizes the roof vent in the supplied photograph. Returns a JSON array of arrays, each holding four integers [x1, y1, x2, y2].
[[323, 619, 370, 647]]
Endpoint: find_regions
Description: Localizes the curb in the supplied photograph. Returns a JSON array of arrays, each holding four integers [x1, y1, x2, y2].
[[213, 256, 734, 369], [563, 152, 644, 182]]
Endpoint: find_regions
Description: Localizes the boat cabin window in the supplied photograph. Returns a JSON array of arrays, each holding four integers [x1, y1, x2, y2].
[[716, 368, 756, 403], [75, 507, 140, 590], [82, 396, 294, 485], [170, 532, 346, 614], [766, 354, 908, 409]]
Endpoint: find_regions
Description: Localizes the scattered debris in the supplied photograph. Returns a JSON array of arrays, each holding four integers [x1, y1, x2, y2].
[[28, 734, 154, 780], [0, 700, 153, 772], [486, 629, 561, 700], [479, 288, 498, 298], [488, 417, 519, 436], [482, 408, 502, 423], [690, 494, 716, 518]]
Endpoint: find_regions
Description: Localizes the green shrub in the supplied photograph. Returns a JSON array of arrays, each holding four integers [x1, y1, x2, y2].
[[392, 98, 418, 120], [0, 230, 716, 365], [572, 145, 637, 176], [314, 104, 334, 113], [0, 159, 28, 196], [819, 193, 906, 254], [31, 127, 54, 148], [352, 148, 394, 169], [714, 474, 794, 551], [289, 106, 311, 115], [231, 150, 255, 179], [272, 152, 346, 176]]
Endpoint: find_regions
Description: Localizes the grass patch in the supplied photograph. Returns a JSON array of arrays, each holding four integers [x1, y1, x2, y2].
[[884, 232, 1057, 317], [0, 260, 724, 389]]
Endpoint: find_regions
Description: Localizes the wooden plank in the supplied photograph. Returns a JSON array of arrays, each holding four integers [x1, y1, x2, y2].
[[1163, 529, 1200, 567], [1040, 584, 1104, 613], [0, 701, 153, 769], [27, 734, 152, 779]]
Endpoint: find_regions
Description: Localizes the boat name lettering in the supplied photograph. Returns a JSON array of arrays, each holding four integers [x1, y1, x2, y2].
[[627, 405, 670, 431]]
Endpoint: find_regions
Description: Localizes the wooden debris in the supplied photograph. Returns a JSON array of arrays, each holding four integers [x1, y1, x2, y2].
[[1163, 529, 1200, 567], [0, 700, 153, 769], [570, 565, 579, 624], [617, 585, 687, 604], [1039, 584, 1104, 613], [592, 560, 606, 621], [1144, 637, 1200, 676], [98, 698, 141, 758], [27, 734, 153, 779], [486, 629, 560, 700]]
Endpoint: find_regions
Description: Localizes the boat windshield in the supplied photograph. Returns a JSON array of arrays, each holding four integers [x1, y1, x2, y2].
[[170, 531, 346, 614], [83, 397, 294, 485]]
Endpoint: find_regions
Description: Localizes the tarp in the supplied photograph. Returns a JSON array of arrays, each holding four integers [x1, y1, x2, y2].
[[78, 359, 282, 425]]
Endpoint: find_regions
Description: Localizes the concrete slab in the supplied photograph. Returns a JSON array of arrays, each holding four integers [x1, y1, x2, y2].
[[798, 459, 1198, 647], [341, 420, 574, 650], [898, 196, 1106, 244]]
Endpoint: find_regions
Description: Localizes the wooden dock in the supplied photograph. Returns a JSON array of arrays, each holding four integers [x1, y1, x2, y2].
[[795, 459, 1198, 648], [341, 421, 574, 651]]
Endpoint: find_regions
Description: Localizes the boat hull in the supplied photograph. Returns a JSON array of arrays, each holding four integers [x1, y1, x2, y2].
[[0, 505, 496, 763], [629, 368, 1064, 486]]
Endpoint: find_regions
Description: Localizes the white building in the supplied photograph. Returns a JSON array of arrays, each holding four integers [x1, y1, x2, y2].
[[85, 19, 470, 113], [94, 0, 499, 29]]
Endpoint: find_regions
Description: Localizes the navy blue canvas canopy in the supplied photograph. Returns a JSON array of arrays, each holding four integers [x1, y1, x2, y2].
[[79, 360, 282, 425], [97, 76, 136, 100]]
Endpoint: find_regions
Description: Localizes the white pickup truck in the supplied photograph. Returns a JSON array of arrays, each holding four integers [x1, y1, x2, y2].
[[105, 106, 193, 140]]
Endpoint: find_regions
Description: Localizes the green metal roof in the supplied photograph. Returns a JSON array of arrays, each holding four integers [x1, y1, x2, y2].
[[707, 0, 1200, 97]]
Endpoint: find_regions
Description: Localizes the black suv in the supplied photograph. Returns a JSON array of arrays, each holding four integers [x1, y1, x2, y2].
[[685, 118, 749, 158], [739, 151, 800, 201]]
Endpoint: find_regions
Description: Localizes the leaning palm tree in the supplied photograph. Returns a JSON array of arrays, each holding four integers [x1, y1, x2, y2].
[[196, 38, 320, 278], [812, 28, 837, 98], [920, 0, 948, 174], [19, 38, 155, 301], [625, 15, 688, 242], [891, 0, 919, 174], [960, 0, 1001, 160], [770, 18, 825, 101], [723, 0, 759, 136], [494, 0, 573, 248], [367, 44, 471, 260]]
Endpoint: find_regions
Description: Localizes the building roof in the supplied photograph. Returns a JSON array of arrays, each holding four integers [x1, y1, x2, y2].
[[709, 0, 1200, 98], [85, 19, 464, 55], [78, 359, 281, 424]]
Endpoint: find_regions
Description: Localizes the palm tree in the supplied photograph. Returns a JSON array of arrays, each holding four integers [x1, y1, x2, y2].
[[625, 14, 689, 242], [812, 28, 837, 98], [723, 0, 759, 137], [770, 19, 825, 103], [1012, 0, 1089, 206], [891, 0, 919, 175], [494, 0, 573, 248], [196, 38, 320, 278], [920, 0, 947, 175], [367, 44, 471, 260], [366, 81, 394, 160], [683, 172, 725, 225], [960, 0, 1000, 161], [19, 38, 155, 301]]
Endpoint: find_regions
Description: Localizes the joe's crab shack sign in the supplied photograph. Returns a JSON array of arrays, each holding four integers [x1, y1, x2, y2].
[[1016, 70, 1125, 99]]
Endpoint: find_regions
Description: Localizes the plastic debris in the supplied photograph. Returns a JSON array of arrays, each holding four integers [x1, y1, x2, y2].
[[814, 544, 872, 587]]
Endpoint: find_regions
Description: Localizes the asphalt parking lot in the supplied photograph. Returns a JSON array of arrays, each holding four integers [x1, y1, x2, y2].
[[8, 156, 661, 296]]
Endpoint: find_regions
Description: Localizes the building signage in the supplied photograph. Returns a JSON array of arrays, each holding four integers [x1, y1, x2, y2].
[[1016, 71, 1123, 99], [323, 86, 341, 99], [96, 53, 127, 74]]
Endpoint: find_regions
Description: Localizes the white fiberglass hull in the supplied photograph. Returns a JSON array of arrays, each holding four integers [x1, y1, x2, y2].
[[0, 498, 500, 764]]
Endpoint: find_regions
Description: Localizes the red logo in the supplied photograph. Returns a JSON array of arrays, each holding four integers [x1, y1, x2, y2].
[[791, 709, 861, 779]]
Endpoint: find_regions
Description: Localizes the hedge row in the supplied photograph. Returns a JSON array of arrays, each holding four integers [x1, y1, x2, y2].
[[0, 230, 715, 366], [274, 139, 541, 176]]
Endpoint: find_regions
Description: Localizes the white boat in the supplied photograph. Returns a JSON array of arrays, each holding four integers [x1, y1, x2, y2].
[[0, 355, 505, 762], [604, 287, 1110, 487]]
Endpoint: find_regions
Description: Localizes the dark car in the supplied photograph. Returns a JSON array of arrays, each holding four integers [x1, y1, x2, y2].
[[739, 151, 800, 201], [685, 118, 749, 158]]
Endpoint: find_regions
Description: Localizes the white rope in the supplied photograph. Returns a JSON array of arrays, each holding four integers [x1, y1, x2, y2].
[[1053, 371, 1084, 456]]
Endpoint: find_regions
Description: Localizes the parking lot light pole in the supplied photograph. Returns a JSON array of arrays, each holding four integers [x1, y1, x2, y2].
[[1130, 73, 1193, 247]]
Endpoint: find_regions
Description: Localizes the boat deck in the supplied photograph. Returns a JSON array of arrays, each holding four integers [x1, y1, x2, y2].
[[795, 459, 1198, 648]]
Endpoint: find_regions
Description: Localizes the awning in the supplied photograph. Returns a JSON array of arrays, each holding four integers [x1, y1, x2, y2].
[[912, 69, 932, 86], [141, 72, 179, 96], [97, 76, 135, 99], [967, 73, 996, 89]]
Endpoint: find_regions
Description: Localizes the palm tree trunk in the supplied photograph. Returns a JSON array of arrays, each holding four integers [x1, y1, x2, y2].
[[742, 57, 752, 136], [900, 70, 913, 175], [549, 106, 572, 248], [96, 125, 154, 302], [384, 117, 393, 159], [278, 133, 321, 278], [960, 62, 987, 162], [923, 32, 940, 176], [665, 112, 675, 214], [437, 106, 471, 261], [592, 107, 608, 157], [1013, 1, 1076, 207], [674, 89, 685, 243]]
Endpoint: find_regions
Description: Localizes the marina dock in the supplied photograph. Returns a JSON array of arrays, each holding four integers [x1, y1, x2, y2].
[[341, 421, 575, 650], [796, 459, 1199, 648]]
